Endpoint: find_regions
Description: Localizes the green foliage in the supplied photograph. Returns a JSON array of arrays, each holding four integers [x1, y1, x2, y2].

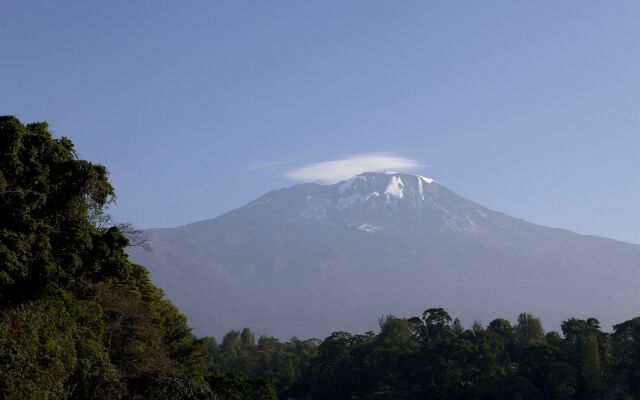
[[0, 117, 121, 306], [214, 311, 640, 400], [206, 328, 318, 397], [126, 372, 212, 400], [515, 312, 545, 347], [206, 369, 277, 400], [611, 317, 640, 397], [97, 264, 207, 381], [0, 298, 122, 399], [0, 117, 274, 399]]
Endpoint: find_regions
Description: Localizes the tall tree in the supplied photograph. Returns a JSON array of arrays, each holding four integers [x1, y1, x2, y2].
[[0, 117, 275, 399], [515, 313, 545, 347]]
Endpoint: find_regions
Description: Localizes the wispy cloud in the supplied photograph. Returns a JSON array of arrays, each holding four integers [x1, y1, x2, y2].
[[244, 160, 287, 171], [284, 153, 422, 184]]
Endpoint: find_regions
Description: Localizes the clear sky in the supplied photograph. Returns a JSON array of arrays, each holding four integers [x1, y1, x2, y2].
[[2, 1, 639, 243]]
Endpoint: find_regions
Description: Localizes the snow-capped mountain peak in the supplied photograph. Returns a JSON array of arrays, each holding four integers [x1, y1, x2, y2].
[[238, 172, 496, 234], [130, 171, 640, 340], [337, 172, 434, 198]]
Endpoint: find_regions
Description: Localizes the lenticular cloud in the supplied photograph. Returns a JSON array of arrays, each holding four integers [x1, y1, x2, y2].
[[285, 154, 422, 184]]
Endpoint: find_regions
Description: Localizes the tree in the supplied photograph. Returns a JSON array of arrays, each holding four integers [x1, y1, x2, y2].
[[611, 317, 640, 397], [488, 318, 513, 339], [561, 318, 604, 395], [0, 117, 274, 399], [515, 313, 545, 347], [421, 308, 453, 344], [0, 116, 128, 398], [0, 116, 123, 307], [240, 328, 256, 349]]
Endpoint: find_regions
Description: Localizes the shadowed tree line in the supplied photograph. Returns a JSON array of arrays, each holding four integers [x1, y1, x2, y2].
[[209, 310, 640, 399]]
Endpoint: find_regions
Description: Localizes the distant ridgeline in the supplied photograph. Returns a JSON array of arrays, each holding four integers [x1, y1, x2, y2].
[[0, 117, 276, 399], [1, 116, 639, 400]]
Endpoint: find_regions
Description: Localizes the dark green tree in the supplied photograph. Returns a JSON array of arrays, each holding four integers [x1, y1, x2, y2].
[[611, 317, 640, 397], [515, 313, 545, 347], [0, 117, 274, 399]]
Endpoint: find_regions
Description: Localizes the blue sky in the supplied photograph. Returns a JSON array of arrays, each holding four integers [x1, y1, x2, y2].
[[2, 1, 639, 243]]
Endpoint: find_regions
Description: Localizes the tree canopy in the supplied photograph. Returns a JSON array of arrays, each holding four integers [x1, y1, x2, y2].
[[209, 311, 640, 399], [0, 116, 275, 399]]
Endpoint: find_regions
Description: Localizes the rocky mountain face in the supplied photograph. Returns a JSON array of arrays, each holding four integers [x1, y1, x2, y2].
[[128, 172, 640, 339]]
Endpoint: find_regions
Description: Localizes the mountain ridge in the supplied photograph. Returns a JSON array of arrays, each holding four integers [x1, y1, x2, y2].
[[128, 172, 640, 339], [153, 173, 635, 246], [167, 172, 626, 242]]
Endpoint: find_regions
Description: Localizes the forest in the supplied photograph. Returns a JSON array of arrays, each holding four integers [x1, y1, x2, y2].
[[208, 311, 640, 399], [1, 116, 639, 400]]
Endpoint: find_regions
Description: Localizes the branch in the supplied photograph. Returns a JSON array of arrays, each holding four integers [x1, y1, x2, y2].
[[117, 222, 151, 251]]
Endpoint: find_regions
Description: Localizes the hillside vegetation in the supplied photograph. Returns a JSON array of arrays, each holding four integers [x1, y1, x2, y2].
[[0, 116, 276, 399]]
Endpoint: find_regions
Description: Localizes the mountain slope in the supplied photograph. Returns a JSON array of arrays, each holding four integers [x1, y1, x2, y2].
[[128, 172, 640, 339]]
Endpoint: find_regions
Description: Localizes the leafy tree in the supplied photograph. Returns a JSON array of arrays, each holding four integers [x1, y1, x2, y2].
[[515, 313, 545, 347], [561, 318, 604, 396], [0, 116, 273, 399], [127, 372, 212, 400], [206, 369, 277, 400], [611, 317, 640, 397]]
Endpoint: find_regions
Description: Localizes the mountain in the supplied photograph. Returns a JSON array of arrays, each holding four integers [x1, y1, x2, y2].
[[128, 172, 640, 339]]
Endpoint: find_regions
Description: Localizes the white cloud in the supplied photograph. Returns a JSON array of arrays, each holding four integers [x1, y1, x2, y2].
[[244, 160, 286, 171], [284, 153, 422, 184]]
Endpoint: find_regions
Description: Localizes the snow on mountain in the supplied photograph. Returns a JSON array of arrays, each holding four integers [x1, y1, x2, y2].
[[238, 172, 502, 234], [128, 172, 640, 339], [384, 175, 404, 199]]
